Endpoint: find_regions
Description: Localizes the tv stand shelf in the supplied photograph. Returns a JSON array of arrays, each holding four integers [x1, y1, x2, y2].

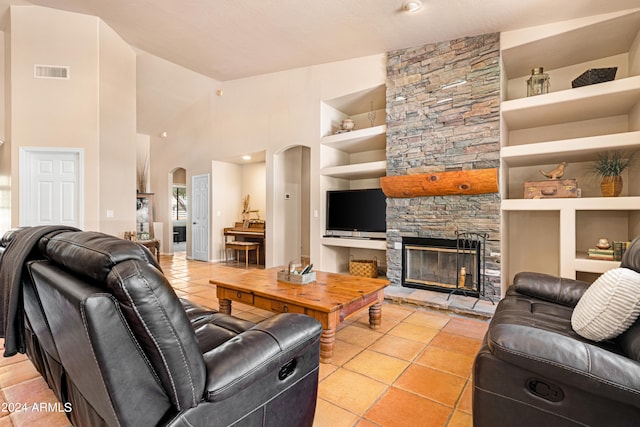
[[319, 85, 387, 274], [321, 237, 387, 250]]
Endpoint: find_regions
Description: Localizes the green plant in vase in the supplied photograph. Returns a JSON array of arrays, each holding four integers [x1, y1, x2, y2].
[[592, 151, 634, 197]]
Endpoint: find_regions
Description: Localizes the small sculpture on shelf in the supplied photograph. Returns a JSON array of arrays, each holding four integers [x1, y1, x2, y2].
[[335, 118, 355, 134], [539, 162, 567, 180], [596, 238, 611, 249]]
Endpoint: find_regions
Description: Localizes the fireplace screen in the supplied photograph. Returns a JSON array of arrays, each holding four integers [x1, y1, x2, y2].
[[402, 235, 484, 297]]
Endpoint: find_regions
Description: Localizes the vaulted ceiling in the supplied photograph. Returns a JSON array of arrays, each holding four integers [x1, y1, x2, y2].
[[0, 0, 638, 135]]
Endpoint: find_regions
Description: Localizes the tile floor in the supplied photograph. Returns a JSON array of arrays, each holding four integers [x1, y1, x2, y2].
[[0, 252, 489, 427]]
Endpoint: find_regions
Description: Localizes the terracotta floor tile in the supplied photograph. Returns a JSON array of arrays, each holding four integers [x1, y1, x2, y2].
[[415, 346, 474, 378], [430, 332, 483, 357], [336, 325, 384, 348], [442, 317, 488, 340], [344, 350, 409, 384], [365, 387, 452, 427], [404, 311, 451, 329], [312, 399, 359, 427], [388, 322, 439, 344], [318, 369, 388, 415], [329, 339, 366, 366], [379, 304, 415, 322], [318, 363, 338, 381], [354, 419, 379, 427], [448, 410, 473, 427], [0, 354, 28, 369], [368, 334, 426, 361], [394, 364, 466, 407], [457, 380, 473, 414], [0, 362, 39, 389]]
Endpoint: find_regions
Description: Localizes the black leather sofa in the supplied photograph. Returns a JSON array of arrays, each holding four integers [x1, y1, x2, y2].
[[0, 227, 322, 427], [473, 236, 640, 426]]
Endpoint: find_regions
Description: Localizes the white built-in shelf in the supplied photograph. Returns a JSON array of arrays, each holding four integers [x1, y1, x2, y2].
[[321, 237, 387, 250], [574, 252, 621, 274], [321, 124, 386, 153], [501, 9, 640, 79], [502, 196, 640, 211], [320, 160, 387, 179], [501, 76, 640, 130], [501, 131, 640, 167]]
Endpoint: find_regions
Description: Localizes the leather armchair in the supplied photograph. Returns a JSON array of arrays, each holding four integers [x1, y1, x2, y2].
[[473, 237, 640, 426], [0, 228, 322, 427]]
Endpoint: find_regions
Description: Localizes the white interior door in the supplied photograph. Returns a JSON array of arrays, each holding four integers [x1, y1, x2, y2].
[[192, 174, 210, 261], [20, 148, 83, 228]]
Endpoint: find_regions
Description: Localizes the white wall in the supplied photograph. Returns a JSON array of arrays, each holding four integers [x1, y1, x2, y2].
[[98, 20, 137, 237], [241, 162, 266, 219], [211, 160, 241, 261], [6, 6, 136, 235]]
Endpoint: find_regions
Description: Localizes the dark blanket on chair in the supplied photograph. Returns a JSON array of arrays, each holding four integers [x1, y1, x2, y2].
[[0, 226, 79, 356]]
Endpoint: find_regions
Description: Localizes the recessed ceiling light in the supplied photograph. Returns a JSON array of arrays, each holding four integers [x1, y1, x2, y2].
[[242, 155, 251, 161], [402, 1, 422, 13]]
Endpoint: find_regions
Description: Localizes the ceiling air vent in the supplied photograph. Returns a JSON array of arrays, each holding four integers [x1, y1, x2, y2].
[[34, 65, 70, 80]]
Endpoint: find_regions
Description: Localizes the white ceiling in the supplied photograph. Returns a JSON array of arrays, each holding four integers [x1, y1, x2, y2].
[[0, 0, 638, 135]]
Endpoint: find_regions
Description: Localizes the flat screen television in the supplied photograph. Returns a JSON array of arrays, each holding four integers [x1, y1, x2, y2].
[[325, 188, 386, 239]]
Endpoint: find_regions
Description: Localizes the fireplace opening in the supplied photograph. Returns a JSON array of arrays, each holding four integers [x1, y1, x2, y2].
[[401, 234, 486, 297]]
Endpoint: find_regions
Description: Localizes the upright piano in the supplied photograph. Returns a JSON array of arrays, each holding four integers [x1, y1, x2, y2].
[[224, 221, 266, 264]]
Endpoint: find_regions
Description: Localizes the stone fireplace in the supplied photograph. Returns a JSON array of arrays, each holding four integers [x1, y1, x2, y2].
[[385, 33, 502, 299]]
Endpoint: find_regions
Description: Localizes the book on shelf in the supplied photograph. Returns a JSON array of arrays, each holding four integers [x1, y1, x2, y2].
[[587, 248, 614, 261]]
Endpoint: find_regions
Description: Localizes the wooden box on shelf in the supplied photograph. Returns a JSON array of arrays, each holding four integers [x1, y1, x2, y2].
[[524, 179, 578, 199]]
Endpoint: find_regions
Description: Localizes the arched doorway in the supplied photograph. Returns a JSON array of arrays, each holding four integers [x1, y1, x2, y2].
[[171, 167, 187, 254]]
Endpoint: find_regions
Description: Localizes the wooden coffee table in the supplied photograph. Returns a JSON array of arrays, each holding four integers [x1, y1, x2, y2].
[[210, 267, 389, 363]]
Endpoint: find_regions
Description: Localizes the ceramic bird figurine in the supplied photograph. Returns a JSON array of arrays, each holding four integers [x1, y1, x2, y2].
[[539, 162, 567, 179]]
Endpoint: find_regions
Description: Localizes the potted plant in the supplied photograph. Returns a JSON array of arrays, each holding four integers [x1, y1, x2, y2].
[[593, 151, 634, 197]]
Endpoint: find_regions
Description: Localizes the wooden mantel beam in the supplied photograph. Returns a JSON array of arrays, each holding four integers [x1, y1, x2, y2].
[[380, 168, 499, 198]]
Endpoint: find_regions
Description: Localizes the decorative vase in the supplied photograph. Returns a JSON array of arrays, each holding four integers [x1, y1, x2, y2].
[[600, 175, 623, 197], [341, 119, 355, 131]]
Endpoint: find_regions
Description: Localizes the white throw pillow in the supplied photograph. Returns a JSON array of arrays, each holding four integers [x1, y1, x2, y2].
[[571, 268, 640, 342]]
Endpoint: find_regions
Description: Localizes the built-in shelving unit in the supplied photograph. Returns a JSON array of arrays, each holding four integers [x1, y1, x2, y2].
[[500, 9, 640, 290], [319, 85, 387, 274]]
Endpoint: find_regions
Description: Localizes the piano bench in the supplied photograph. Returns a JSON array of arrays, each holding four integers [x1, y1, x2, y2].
[[225, 241, 260, 268]]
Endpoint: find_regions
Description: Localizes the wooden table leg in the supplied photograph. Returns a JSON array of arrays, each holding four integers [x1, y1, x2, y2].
[[320, 328, 336, 363], [219, 298, 232, 315], [369, 302, 382, 330]]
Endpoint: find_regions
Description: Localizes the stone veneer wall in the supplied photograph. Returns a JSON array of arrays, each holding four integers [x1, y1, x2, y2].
[[385, 33, 502, 299]]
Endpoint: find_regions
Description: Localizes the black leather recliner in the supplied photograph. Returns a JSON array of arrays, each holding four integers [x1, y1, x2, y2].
[[473, 236, 640, 426], [0, 227, 322, 427]]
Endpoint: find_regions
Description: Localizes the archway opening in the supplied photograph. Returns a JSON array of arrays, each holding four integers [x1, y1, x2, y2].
[[171, 167, 187, 254]]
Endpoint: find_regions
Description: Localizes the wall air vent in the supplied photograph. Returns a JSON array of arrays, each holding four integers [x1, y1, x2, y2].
[[34, 65, 70, 80]]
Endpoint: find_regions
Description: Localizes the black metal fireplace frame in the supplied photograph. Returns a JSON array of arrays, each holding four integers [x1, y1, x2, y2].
[[401, 232, 489, 304]]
